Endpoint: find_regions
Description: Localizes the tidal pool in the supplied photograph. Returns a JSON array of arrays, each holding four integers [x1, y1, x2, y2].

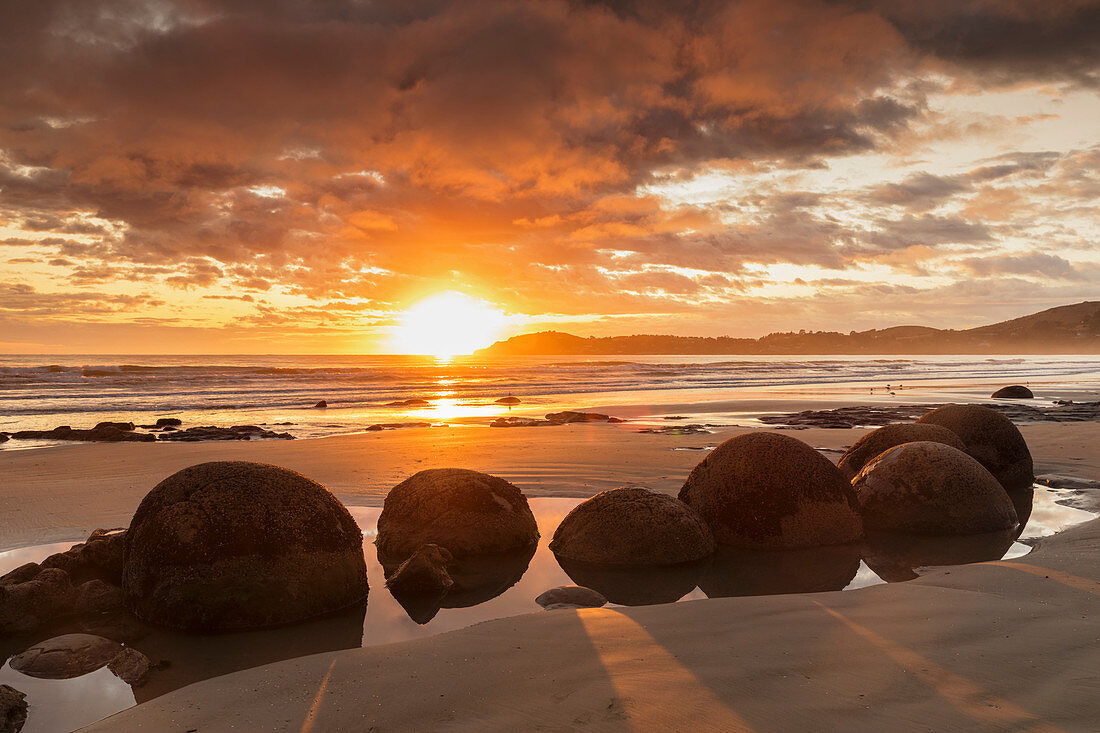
[[0, 489, 1093, 732]]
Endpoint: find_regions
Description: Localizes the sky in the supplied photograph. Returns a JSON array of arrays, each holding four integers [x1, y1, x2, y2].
[[1, 0, 1098, 354]]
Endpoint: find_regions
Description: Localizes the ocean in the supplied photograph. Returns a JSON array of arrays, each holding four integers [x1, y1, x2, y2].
[[2, 354, 1099, 441]]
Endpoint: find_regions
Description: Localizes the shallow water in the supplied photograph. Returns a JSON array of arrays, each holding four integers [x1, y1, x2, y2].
[[0, 490, 1094, 732], [2, 354, 1098, 444]]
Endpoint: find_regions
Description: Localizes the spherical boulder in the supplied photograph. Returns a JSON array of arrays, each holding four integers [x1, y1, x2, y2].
[[916, 404, 1034, 491], [678, 432, 862, 549], [837, 423, 967, 481], [376, 468, 539, 561], [122, 461, 368, 631], [991, 385, 1033, 399], [852, 441, 1018, 534], [550, 487, 715, 565]]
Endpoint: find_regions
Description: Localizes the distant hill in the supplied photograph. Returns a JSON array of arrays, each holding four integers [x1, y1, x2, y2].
[[477, 302, 1100, 355]]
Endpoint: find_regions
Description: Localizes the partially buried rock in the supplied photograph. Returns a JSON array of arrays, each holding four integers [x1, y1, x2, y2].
[[535, 586, 607, 610], [837, 423, 967, 481], [376, 468, 540, 561], [546, 411, 623, 424], [122, 461, 368, 631], [385, 544, 454, 597], [0, 685, 27, 733], [495, 396, 521, 405], [0, 567, 75, 634], [916, 404, 1034, 491], [94, 421, 135, 431], [155, 417, 182, 427], [41, 528, 127, 585], [106, 647, 152, 686], [852, 441, 1018, 534], [991, 385, 1033, 399], [679, 432, 862, 549], [0, 433, 9, 444], [314, 400, 328, 408], [10, 634, 122, 679], [550, 487, 715, 565]]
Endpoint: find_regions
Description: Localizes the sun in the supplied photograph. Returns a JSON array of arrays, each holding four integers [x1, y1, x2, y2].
[[391, 292, 507, 357]]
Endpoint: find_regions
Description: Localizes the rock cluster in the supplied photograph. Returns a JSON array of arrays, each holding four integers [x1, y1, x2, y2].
[[155, 425, 294, 441], [1, 528, 128, 634], [491, 411, 624, 427], [10, 424, 156, 442]]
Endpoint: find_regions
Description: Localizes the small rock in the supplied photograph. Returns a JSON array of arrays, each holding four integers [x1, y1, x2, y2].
[[385, 544, 454, 596], [386, 398, 430, 407], [94, 421, 135, 431], [0, 684, 28, 733], [155, 417, 182, 427], [495, 396, 521, 405], [535, 586, 607, 610], [10, 634, 123, 679], [0, 434, 9, 444], [991, 385, 1033, 399], [314, 400, 328, 408], [490, 417, 551, 427], [546, 411, 623, 424], [107, 647, 152, 686]]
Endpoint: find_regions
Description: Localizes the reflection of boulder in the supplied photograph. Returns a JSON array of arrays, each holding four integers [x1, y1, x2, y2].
[[916, 404, 1034, 491], [699, 544, 861, 599], [853, 442, 1018, 534], [129, 600, 366, 704], [837, 423, 966, 482], [380, 545, 536, 625], [1007, 488, 1034, 535], [861, 528, 1017, 582], [556, 558, 704, 606], [385, 544, 454, 596], [679, 432, 862, 549], [123, 461, 368, 631], [376, 469, 539, 559], [550, 488, 714, 565]]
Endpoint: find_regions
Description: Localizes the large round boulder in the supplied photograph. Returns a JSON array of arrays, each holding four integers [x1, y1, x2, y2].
[[550, 487, 714, 565], [916, 404, 1034, 491], [837, 423, 967, 481], [991, 385, 1033, 399], [376, 468, 539, 561], [678, 432, 862, 549], [852, 441, 1018, 534], [122, 461, 368, 631]]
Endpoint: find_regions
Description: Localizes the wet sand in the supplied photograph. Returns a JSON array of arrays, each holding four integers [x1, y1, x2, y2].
[[83, 512, 1100, 732], [2, 421, 1099, 551]]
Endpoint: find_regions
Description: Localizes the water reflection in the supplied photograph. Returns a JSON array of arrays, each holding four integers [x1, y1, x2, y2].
[[0, 489, 1093, 733], [379, 546, 536, 624], [861, 528, 1019, 583], [556, 559, 706, 606], [700, 544, 862, 598]]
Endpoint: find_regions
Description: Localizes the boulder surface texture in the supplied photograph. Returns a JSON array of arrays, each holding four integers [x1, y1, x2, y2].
[[837, 423, 967, 481], [122, 461, 368, 631], [852, 441, 1018, 534], [376, 468, 539, 560], [679, 432, 863, 549], [916, 404, 1034, 491], [550, 487, 715, 565]]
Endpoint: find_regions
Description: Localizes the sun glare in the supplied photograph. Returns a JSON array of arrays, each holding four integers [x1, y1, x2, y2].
[[391, 292, 507, 357]]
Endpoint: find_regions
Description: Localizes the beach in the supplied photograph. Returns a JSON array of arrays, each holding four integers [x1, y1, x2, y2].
[[2, 376, 1099, 732]]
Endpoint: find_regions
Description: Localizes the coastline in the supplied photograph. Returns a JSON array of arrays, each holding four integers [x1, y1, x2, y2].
[[3, 420, 1098, 552]]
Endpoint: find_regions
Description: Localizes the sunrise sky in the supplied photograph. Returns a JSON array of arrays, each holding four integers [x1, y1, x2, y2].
[[1, 1, 1098, 354]]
